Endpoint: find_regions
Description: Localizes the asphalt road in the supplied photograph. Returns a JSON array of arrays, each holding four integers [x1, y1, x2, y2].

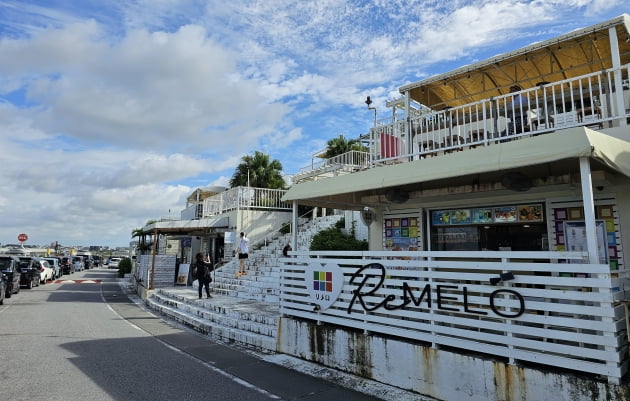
[[0, 268, 384, 401]]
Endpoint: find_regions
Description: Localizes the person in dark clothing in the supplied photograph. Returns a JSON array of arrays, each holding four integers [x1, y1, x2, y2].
[[194, 253, 213, 299]]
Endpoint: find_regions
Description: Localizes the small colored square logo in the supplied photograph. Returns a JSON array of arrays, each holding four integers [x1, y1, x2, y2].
[[313, 270, 333, 292]]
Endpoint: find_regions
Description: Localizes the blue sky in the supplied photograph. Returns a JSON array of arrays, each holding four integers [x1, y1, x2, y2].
[[0, 0, 626, 247]]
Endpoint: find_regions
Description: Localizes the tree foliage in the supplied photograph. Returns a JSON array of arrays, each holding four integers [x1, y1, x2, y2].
[[324, 135, 367, 158], [229, 151, 286, 189]]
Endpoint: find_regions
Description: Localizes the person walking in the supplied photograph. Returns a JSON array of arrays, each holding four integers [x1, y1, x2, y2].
[[237, 232, 249, 277], [194, 253, 213, 299]]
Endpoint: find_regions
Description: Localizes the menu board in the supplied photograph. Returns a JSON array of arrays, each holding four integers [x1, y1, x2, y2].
[[517, 204, 543, 222], [431, 209, 471, 225], [564, 220, 608, 264], [432, 204, 544, 225], [472, 208, 493, 224], [494, 206, 517, 223]]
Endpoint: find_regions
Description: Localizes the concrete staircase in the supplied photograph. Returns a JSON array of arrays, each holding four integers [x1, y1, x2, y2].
[[205, 214, 343, 303], [145, 214, 343, 346], [146, 288, 279, 353]]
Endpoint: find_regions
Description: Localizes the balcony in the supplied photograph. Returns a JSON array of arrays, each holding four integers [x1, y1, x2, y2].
[[202, 186, 291, 218], [296, 65, 630, 184]]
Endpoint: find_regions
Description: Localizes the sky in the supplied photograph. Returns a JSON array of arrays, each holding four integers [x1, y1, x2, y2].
[[0, 0, 626, 248]]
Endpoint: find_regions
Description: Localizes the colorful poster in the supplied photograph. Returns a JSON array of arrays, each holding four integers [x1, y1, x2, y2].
[[494, 206, 517, 222], [451, 209, 471, 225], [432, 210, 452, 225], [517, 204, 543, 222], [177, 263, 190, 285], [472, 208, 493, 224], [385, 213, 420, 251]]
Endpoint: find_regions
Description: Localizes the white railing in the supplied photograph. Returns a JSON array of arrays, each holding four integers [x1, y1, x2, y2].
[[280, 250, 627, 382], [202, 186, 291, 217], [294, 150, 371, 182], [370, 63, 630, 164]]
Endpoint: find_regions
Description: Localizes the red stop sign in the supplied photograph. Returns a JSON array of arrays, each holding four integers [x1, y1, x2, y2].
[[18, 233, 28, 243]]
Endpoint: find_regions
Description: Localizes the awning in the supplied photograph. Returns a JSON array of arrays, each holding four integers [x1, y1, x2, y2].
[[141, 216, 229, 235], [282, 128, 630, 207], [400, 14, 630, 109]]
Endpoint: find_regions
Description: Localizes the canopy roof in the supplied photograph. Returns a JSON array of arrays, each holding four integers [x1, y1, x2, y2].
[[282, 129, 630, 208], [141, 216, 229, 235], [186, 186, 227, 203], [400, 14, 630, 110]]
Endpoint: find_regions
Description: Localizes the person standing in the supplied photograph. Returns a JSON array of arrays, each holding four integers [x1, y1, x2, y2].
[[194, 253, 213, 299], [237, 232, 249, 277], [507, 85, 529, 134]]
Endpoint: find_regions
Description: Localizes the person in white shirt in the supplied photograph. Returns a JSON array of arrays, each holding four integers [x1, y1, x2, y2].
[[237, 232, 249, 277]]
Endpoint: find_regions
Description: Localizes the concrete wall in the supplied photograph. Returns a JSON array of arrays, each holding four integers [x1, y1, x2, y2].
[[277, 317, 630, 401]]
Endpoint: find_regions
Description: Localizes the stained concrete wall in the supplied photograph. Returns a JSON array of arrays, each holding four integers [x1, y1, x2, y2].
[[277, 317, 630, 401]]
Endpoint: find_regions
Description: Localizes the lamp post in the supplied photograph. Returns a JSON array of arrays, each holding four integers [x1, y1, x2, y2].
[[365, 96, 377, 127]]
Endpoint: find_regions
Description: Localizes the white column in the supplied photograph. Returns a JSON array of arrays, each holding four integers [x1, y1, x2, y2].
[[580, 157, 599, 263], [292, 201, 298, 251], [609, 26, 627, 125]]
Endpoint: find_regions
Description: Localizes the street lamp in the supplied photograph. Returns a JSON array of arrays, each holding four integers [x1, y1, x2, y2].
[[365, 96, 377, 126]]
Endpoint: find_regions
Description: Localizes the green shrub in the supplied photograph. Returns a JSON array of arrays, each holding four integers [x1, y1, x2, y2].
[[309, 220, 368, 251], [118, 257, 132, 278]]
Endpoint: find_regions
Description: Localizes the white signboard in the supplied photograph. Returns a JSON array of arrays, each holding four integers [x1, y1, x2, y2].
[[177, 263, 190, 285], [225, 231, 236, 244], [564, 220, 608, 264]]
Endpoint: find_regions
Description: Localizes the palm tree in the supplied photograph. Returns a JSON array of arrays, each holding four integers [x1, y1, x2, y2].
[[324, 135, 367, 158], [229, 151, 286, 189]]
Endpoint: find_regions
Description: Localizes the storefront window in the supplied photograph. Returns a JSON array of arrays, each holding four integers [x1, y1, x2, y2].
[[429, 204, 547, 251]]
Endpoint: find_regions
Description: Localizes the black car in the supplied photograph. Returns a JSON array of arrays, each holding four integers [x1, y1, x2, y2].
[[0, 255, 21, 298], [78, 255, 93, 269], [60, 257, 74, 275], [92, 255, 102, 267], [0, 274, 5, 304], [17, 256, 41, 289]]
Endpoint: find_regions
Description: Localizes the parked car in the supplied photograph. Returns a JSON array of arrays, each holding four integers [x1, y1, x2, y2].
[[108, 257, 122, 269], [36, 259, 54, 284], [43, 257, 62, 279], [72, 256, 85, 272], [0, 255, 21, 297], [61, 257, 74, 275], [0, 274, 5, 304], [92, 255, 102, 267], [17, 256, 41, 289]]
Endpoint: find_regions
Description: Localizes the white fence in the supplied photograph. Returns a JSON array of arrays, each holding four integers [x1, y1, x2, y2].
[[136, 254, 176, 289], [202, 186, 291, 217], [279, 250, 628, 382], [294, 150, 371, 183]]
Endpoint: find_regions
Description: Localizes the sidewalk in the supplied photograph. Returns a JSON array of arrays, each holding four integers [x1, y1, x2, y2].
[[111, 280, 428, 401]]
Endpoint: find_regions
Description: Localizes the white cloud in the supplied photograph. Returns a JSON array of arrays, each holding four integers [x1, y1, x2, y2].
[[0, 0, 626, 247]]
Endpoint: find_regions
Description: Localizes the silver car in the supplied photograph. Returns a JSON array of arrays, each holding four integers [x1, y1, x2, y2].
[[108, 257, 122, 269]]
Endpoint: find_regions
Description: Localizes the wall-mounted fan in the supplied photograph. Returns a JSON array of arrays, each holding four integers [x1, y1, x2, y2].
[[385, 188, 409, 203], [501, 172, 532, 192]]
